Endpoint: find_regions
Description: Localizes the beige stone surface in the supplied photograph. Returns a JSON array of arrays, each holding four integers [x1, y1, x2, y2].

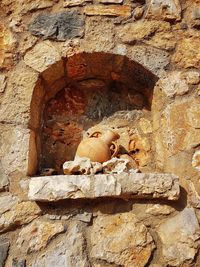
[[172, 38, 200, 68], [128, 45, 170, 77], [160, 100, 200, 155], [192, 150, 200, 171], [0, 194, 18, 214], [83, 5, 131, 17], [146, 0, 181, 21], [17, 220, 65, 253], [139, 118, 153, 134], [157, 207, 200, 266], [28, 173, 180, 201], [81, 17, 115, 52], [90, 213, 155, 266], [118, 20, 170, 44], [0, 125, 30, 176], [160, 71, 189, 97], [2, 0, 54, 15], [0, 201, 41, 232], [182, 70, 200, 85], [146, 204, 175, 216], [32, 222, 89, 267], [0, 62, 38, 125], [0, 74, 7, 93], [0, 23, 17, 69], [24, 41, 61, 72], [100, 0, 123, 4], [63, 0, 92, 6]]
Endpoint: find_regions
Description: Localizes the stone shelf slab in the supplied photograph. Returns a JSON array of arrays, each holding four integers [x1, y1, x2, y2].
[[28, 173, 180, 202]]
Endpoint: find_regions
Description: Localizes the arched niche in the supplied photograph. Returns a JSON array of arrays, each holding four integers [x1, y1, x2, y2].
[[28, 52, 158, 176]]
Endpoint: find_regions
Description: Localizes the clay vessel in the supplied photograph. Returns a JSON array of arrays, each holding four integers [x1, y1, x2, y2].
[[75, 130, 120, 163]]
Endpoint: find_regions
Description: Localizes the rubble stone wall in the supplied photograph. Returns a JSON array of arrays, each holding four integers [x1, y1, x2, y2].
[[0, 0, 200, 266]]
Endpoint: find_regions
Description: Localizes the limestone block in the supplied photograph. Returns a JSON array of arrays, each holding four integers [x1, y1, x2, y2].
[[0, 162, 9, 190], [146, 0, 181, 21], [0, 194, 18, 214], [18, 0, 54, 14], [0, 240, 9, 267], [24, 41, 61, 72], [0, 125, 30, 176], [172, 38, 200, 68], [182, 70, 200, 85], [157, 207, 200, 266], [32, 222, 89, 267], [63, 0, 92, 6], [63, 157, 102, 175], [160, 100, 200, 155], [128, 45, 169, 77], [188, 180, 200, 208], [82, 17, 115, 52], [0, 62, 38, 125], [17, 220, 65, 253], [0, 201, 41, 232], [160, 71, 189, 97], [0, 74, 7, 93], [90, 213, 155, 266], [0, 23, 17, 70], [118, 20, 170, 44], [83, 5, 131, 17], [100, 0, 123, 3], [192, 150, 200, 171], [186, 5, 200, 29], [133, 6, 145, 20], [28, 173, 180, 201], [29, 11, 85, 41], [146, 204, 175, 216]]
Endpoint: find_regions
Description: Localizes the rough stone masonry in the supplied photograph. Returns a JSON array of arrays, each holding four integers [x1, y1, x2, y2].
[[0, 0, 200, 266]]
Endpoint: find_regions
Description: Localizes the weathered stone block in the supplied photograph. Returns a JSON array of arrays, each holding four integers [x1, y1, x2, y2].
[[0, 74, 7, 93], [172, 38, 200, 68], [28, 173, 180, 201], [83, 5, 131, 17], [146, 0, 181, 21], [24, 41, 61, 72], [192, 150, 200, 171], [99, 0, 123, 3], [17, 220, 65, 253], [157, 207, 200, 266], [29, 11, 85, 41], [90, 213, 155, 266], [128, 45, 170, 77], [0, 23, 17, 70], [0, 201, 41, 232], [0, 240, 9, 267], [32, 222, 89, 267], [63, 0, 92, 6], [160, 71, 189, 97]]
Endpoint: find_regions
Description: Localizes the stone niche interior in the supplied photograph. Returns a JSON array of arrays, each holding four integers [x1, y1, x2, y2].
[[29, 52, 158, 176]]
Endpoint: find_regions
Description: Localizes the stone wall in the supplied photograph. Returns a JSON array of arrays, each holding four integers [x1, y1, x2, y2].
[[0, 0, 200, 266]]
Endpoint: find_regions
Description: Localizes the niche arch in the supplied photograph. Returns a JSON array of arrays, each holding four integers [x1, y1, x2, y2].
[[28, 52, 158, 176]]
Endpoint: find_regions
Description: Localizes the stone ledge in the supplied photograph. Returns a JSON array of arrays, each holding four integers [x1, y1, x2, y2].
[[28, 173, 180, 202]]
